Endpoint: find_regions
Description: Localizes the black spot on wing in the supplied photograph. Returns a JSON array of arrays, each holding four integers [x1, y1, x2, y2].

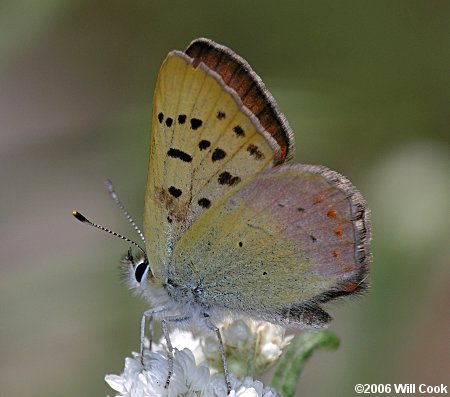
[[190, 118, 203, 130], [165, 117, 173, 127], [217, 111, 226, 120], [247, 144, 264, 160], [198, 198, 211, 208], [198, 140, 211, 150], [233, 125, 245, 137], [158, 112, 164, 123], [168, 186, 182, 198], [218, 171, 241, 186], [167, 148, 192, 162], [178, 114, 187, 124], [212, 148, 226, 161]]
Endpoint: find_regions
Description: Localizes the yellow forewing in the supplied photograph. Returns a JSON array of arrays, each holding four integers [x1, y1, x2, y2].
[[144, 52, 280, 279]]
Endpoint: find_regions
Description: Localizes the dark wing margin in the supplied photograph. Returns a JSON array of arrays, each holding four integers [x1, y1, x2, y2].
[[280, 303, 332, 329], [185, 38, 294, 164]]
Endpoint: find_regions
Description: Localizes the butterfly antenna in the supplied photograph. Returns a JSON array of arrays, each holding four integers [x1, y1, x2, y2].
[[105, 179, 146, 243], [72, 211, 146, 255]]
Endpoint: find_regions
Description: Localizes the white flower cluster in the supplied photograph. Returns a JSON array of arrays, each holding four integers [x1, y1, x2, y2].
[[105, 349, 280, 397], [203, 319, 293, 378], [105, 319, 289, 397]]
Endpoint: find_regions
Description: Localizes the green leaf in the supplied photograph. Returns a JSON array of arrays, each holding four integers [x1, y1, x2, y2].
[[271, 331, 340, 397]]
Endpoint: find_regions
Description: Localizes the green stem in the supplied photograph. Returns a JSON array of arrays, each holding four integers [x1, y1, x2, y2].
[[271, 331, 340, 397]]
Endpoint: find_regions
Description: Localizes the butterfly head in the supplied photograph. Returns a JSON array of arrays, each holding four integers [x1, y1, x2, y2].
[[121, 248, 156, 292]]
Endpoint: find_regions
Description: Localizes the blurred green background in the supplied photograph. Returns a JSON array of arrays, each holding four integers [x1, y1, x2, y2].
[[1, 1, 449, 396]]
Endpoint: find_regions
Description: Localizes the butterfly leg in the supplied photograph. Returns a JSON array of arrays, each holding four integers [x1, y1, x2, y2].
[[161, 319, 173, 388], [140, 313, 154, 356], [160, 314, 192, 388], [204, 314, 232, 394], [140, 308, 165, 363]]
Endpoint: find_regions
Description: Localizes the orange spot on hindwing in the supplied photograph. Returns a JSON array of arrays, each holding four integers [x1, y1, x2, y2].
[[313, 197, 323, 205], [327, 210, 337, 218], [343, 282, 358, 292]]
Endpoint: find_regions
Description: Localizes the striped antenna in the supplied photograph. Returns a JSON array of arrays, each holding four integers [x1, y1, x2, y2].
[[72, 211, 145, 254], [105, 179, 146, 243]]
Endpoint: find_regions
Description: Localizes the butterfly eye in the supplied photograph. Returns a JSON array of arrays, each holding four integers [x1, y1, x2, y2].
[[134, 260, 149, 283]]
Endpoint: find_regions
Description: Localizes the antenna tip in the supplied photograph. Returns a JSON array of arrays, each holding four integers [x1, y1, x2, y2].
[[72, 211, 89, 223]]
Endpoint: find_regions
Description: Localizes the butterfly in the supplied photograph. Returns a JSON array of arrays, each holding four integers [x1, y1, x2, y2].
[[74, 38, 371, 393]]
